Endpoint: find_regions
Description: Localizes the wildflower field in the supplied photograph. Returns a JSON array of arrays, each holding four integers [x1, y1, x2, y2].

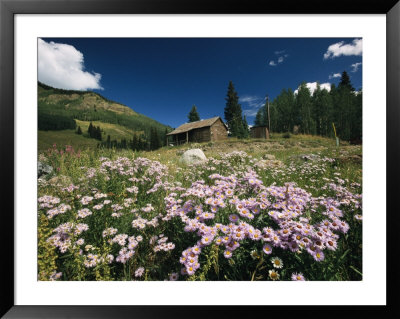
[[37, 135, 362, 281]]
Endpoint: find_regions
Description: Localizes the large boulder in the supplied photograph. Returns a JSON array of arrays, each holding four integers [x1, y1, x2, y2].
[[180, 149, 207, 165]]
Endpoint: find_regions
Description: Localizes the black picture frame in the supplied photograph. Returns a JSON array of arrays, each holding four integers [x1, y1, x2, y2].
[[1, 0, 398, 317]]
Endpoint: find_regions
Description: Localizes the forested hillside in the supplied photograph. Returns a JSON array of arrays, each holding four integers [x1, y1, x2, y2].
[[38, 82, 172, 150]]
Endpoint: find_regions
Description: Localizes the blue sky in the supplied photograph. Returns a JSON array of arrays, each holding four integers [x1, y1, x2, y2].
[[38, 38, 362, 128]]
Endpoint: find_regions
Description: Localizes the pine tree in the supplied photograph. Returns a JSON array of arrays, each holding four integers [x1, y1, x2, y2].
[[76, 126, 82, 135], [88, 122, 94, 137], [224, 81, 246, 138], [164, 128, 169, 146], [338, 71, 355, 91], [106, 135, 111, 148], [188, 105, 200, 122], [150, 127, 161, 150], [336, 72, 357, 141], [121, 138, 127, 149], [296, 83, 314, 134], [94, 126, 102, 141], [241, 116, 249, 138], [254, 108, 264, 126], [131, 134, 137, 151]]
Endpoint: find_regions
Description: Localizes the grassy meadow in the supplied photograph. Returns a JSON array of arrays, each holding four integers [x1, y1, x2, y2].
[[38, 134, 362, 281]]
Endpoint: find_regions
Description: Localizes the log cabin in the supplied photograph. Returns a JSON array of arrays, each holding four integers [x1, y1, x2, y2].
[[166, 116, 228, 145]]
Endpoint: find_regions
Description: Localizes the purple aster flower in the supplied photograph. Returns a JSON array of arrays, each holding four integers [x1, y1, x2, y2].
[[291, 272, 306, 281], [186, 265, 196, 276], [169, 273, 179, 281], [135, 267, 145, 277], [263, 244, 272, 254], [312, 249, 325, 262], [223, 250, 233, 258], [325, 239, 337, 251]]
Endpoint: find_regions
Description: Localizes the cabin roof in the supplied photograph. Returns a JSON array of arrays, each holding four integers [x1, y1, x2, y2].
[[166, 116, 227, 135]]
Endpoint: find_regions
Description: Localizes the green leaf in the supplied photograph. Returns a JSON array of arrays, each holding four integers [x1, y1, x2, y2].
[[339, 249, 351, 261], [349, 265, 362, 277]]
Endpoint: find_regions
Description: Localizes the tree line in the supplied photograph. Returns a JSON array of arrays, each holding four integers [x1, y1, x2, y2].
[[38, 112, 76, 131], [255, 71, 362, 142], [99, 127, 168, 151]]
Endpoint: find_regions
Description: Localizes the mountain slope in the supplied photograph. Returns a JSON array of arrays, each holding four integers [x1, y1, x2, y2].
[[38, 82, 138, 116], [38, 82, 171, 150]]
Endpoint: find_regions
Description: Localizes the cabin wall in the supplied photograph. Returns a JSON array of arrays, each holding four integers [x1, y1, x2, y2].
[[190, 127, 211, 142], [251, 127, 270, 139], [210, 120, 228, 141]]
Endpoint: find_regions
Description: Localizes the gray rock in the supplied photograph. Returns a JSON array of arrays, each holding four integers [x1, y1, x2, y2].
[[300, 154, 320, 161], [48, 175, 72, 187], [38, 161, 53, 178], [262, 154, 276, 160], [254, 159, 284, 169], [290, 154, 320, 161], [180, 149, 207, 165]]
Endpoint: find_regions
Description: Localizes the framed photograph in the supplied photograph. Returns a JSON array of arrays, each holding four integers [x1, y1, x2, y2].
[[1, 0, 398, 317]]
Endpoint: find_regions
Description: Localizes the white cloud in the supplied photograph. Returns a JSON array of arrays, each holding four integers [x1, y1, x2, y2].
[[294, 82, 331, 95], [38, 38, 103, 91], [329, 73, 341, 79], [351, 62, 362, 72], [323, 39, 362, 59], [240, 95, 266, 117], [243, 109, 259, 117], [269, 51, 288, 67]]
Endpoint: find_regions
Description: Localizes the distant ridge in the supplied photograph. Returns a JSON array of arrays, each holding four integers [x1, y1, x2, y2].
[[37, 82, 172, 150], [38, 81, 131, 110]]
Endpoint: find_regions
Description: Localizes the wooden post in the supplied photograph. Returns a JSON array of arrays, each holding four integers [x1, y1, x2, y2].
[[186, 131, 188, 144]]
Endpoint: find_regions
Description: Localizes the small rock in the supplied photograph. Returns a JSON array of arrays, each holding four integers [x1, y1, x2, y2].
[[180, 149, 207, 165], [48, 175, 72, 187], [262, 154, 276, 160], [254, 159, 284, 169], [291, 154, 320, 162]]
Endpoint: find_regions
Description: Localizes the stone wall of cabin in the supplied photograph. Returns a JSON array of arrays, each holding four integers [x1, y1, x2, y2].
[[210, 119, 228, 141]]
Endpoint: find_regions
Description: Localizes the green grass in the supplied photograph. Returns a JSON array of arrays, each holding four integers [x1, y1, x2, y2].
[[75, 120, 142, 140], [38, 130, 99, 151], [39, 121, 144, 152]]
